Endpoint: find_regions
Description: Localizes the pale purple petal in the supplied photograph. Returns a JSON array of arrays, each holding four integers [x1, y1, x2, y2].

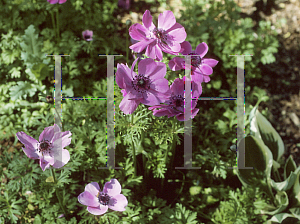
[[103, 179, 122, 197], [108, 194, 128, 211], [16, 132, 39, 150], [158, 11, 176, 31], [51, 149, 70, 169], [119, 91, 140, 114], [166, 23, 186, 43], [200, 64, 213, 75], [39, 156, 52, 171], [180, 41, 192, 55], [85, 182, 101, 196], [87, 205, 108, 215], [145, 41, 163, 61], [159, 41, 181, 54], [39, 125, 56, 142], [191, 69, 204, 83], [195, 42, 208, 58], [78, 191, 100, 207], [202, 58, 218, 68], [22, 146, 40, 160], [170, 78, 184, 96]]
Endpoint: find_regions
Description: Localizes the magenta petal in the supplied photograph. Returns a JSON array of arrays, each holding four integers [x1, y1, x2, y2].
[[59, 0, 67, 3], [16, 132, 39, 149], [142, 10, 153, 29], [168, 57, 185, 71], [130, 38, 155, 53], [51, 149, 70, 169], [191, 70, 204, 83], [85, 182, 101, 196], [108, 194, 128, 211], [171, 78, 184, 96], [150, 78, 169, 93], [116, 63, 133, 89], [141, 90, 161, 105], [203, 75, 211, 83], [103, 179, 122, 197], [166, 23, 186, 43], [129, 23, 148, 41], [47, 0, 58, 4], [78, 191, 100, 207], [152, 108, 172, 117], [180, 41, 192, 55], [146, 61, 166, 80], [200, 64, 213, 75], [138, 58, 157, 77], [145, 41, 163, 61], [202, 58, 218, 68], [119, 92, 140, 114], [158, 11, 176, 31], [195, 42, 208, 58], [87, 205, 108, 215]]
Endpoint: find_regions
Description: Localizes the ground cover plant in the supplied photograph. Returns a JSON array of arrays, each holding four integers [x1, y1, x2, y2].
[[0, 0, 299, 223]]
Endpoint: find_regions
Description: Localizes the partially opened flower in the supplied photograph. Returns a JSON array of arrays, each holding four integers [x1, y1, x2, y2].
[[148, 77, 202, 121], [47, 0, 67, 4], [116, 57, 171, 114], [169, 41, 218, 83], [16, 124, 72, 171], [129, 10, 186, 61], [118, 0, 130, 10], [78, 179, 128, 215], [82, 30, 93, 41]]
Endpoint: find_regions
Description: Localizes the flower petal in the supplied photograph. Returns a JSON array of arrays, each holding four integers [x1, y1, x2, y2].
[[180, 41, 192, 55], [166, 23, 186, 43], [195, 42, 208, 58], [51, 149, 70, 169], [142, 10, 153, 29], [130, 38, 155, 53], [168, 57, 185, 71], [16, 132, 38, 149], [85, 182, 101, 196], [140, 89, 161, 105], [170, 78, 184, 96], [116, 63, 133, 89], [78, 191, 100, 207], [108, 194, 128, 211], [22, 146, 40, 160], [39, 125, 56, 142], [159, 41, 181, 54], [200, 64, 213, 75], [145, 41, 163, 61], [119, 91, 140, 114], [129, 23, 148, 41], [138, 58, 157, 77], [103, 179, 122, 197], [146, 61, 166, 80], [202, 58, 218, 68], [158, 11, 176, 31], [39, 156, 52, 171], [150, 78, 169, 93], [87, 205, 108, 215]]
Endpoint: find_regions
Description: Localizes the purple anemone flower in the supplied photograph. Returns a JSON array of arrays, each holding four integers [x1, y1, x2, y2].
[[16, 124, 72, 171], [47, 0, 67, 4], [129, 10, 187, 61], [82, 30, 93, 41], [116, 57, 171, 114], [131, 38, 145, 60], [78, 179, 128, 215], [148, 77, 202, 121], [169, 41, 218, 83]]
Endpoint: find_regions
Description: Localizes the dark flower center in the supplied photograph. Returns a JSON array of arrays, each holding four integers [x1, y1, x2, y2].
[[132, 74, 150, 93], [98, 192, 111, 206], [153, 28, 167, 44], [38, 140, 52, 155], [171, 95, 184, 108], [85, 35, 90, 39], [188, 52, 202, 68]]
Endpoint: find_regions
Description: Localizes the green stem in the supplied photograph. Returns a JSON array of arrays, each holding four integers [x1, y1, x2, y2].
[[131, 113, 137, 176], [50, 11, 57, 40], [56, 5, 60, 41], [51, 169, 68, 220]]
